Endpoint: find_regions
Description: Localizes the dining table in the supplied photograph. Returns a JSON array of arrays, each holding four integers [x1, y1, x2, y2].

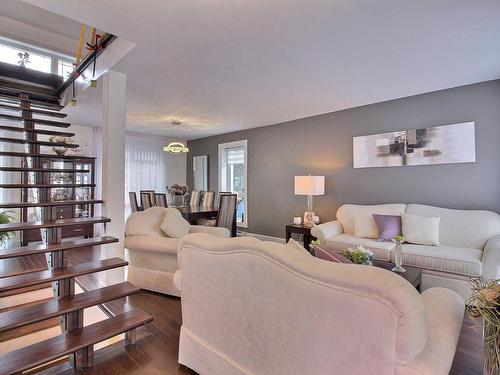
[[174, 205, 218, 224]]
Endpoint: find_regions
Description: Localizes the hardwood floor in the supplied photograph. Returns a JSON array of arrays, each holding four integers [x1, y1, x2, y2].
[[0, 246, 484, 374]]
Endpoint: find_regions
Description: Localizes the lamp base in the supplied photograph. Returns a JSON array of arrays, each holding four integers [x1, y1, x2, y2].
[[303, 211, 315, 227]]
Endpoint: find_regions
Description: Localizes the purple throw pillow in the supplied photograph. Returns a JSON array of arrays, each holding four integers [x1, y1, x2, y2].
[[372, 214, 402, 242]]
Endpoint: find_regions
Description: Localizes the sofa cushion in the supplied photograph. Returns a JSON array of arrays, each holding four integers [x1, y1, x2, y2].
[[354, 216, 378, 239], [125, 207, 169, 237], [160, 208, 191, 238], [396, 244, 482, 277], [324, 234, 395, 261], [125, 234, 179, 255], [373, 214, 402, 242], [405, 204, 500, 250], [337, 204, 407, 235], [286, 238, 311, 255], [402, 213, 441, 246]]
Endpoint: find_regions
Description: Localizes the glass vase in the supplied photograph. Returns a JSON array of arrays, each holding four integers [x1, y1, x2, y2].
[[392, 241, 406, 273], [172, 195, 184, 207]]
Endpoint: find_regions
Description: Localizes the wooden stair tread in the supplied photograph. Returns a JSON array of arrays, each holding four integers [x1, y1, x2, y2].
[[0, 258, 128, 294], [0, 167, 89, 173], [0, 125, 74, 137], [0, 151, 95, 160], [0, 183, 95, 188], [0, 137, 79, 148], [0, 282, 140, 334], [0, 236, 118, 259], [0, 93, 63, 110], [0, 199, 102, 209], [0, 113, 71, 127], [0, 216, 110, 232], [0, 103, 67, 118], [0, 309, 152, 375]]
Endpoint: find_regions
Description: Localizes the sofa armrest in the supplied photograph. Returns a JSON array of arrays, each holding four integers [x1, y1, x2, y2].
[[173, 269, 182, 292], [310, 220, 343, 243], [189, 225, 230, 238], [482, 235, 500, 280]]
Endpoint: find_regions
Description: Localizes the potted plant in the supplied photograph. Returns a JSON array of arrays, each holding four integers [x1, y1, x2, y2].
[[166, 184, 188, 207], [48, 136, 75, 156], [342, 245, 374, 265], [0, 210, 13, 246], [467, 277, 500, 374]]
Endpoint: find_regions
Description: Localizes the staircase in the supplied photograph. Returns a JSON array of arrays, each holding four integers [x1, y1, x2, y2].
[[0, 83, 152, 374]]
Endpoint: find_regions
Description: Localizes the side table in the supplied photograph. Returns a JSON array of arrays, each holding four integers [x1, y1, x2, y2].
[[285, 224, 317, 252]]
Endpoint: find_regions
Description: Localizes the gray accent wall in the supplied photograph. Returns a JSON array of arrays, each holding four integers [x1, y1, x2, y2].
[[187, 80, 500, 238]]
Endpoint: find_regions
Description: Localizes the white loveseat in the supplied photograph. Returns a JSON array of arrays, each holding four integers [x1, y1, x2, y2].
[[125, 207, 230, 296], [176, 234, 464, 375], [311, 204, 500, 298]]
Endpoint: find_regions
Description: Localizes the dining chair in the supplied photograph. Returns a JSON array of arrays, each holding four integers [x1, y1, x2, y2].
[[201, 191, 215, 207], [155, 193, 168, 207], [141, 192, 154, 209], [129, 192, 143, 212], [140, 190, 156, 207], [216, 193, 237, 237], [190, 190, 201, 206], [215, 191, 232, 207]]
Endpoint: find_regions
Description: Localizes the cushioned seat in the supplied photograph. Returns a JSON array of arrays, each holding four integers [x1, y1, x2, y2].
[[325, 234, 395, 261], [397, 244, 482, 277], [124, 235, 179, 254]]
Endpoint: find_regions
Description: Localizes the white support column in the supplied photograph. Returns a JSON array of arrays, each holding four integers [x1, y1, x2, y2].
[[101, 70, 126, 284]]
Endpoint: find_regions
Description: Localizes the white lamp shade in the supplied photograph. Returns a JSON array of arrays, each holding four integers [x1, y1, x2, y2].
[[294, 176, 325, 196]]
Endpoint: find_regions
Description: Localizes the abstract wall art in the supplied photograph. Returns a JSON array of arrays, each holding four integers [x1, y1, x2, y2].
[[353, 121, 476, 168]]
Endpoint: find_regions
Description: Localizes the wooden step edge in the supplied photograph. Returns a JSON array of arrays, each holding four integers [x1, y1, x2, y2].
[[0, 138, 79, 148], [0, 125, 74, 137], [0, 93, 63, 110], [0, 216, 110, 232], [0, 113, 71, 127], [0, 309, 152, 375], [0, 103, 67, 118], [0, 282, 140, 334], [0, 168, 89, 173], [0, 258, 128, 294], [0, 236, 118, 260], [0, 151, 95, 159]]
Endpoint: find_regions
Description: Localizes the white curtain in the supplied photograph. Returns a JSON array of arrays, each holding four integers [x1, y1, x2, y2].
[[125, 132, 168, 216]]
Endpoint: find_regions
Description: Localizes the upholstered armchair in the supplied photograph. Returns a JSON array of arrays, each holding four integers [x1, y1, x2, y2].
[[125, 207, 229, 296], [176, 234, 464, 375]]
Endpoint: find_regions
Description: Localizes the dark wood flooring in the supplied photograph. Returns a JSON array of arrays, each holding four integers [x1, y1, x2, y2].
[[0, 246, 484, 374]]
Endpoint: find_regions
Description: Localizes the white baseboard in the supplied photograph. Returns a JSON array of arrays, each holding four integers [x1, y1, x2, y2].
[[244, 232, 286, 244]]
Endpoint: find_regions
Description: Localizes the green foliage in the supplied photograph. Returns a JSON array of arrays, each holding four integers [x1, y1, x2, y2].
[[342, 245, 374, 265], [0, 210, 13, 245]]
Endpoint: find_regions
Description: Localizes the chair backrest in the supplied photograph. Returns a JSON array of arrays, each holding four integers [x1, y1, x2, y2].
[[216, 191, 232, 207], [190, 190, 201, 206], [216, 193, 237, 237], [178, 234, 427, 374], [140, 190, 156, 207], [141, 192, 154, 209], [128, 192, 142, 212], [155, 193, 168, 207], [201, 191, 215, 207]]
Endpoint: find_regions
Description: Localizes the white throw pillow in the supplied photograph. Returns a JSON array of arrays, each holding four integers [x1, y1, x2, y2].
[[402, 213, 441, 246], [160, 208, 191, 238], [286, 238, 311, 255], [354, 216, 379, 239]]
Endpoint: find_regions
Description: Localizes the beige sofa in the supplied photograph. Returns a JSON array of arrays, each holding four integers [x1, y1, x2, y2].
[[176, 234, 464, 375], [311, 204, 500, 299], [125, 207, 230, 296]]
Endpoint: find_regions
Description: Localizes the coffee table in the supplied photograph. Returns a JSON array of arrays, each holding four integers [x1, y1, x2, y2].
[[372, 260, 422, 292]]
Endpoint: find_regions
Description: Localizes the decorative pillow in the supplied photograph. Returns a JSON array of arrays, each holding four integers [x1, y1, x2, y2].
[[286, 238, 311, 255], [354, 216, 379, 239], [402, 213, 441, 246], [160, 208, 190, 238], [373, 214, 402, 242]]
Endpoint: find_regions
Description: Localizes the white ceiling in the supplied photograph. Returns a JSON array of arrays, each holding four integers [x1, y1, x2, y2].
[[13, 1, 500, 139]]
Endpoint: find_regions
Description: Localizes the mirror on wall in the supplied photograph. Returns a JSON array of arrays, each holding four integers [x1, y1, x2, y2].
[[193, 155, 208, 191]]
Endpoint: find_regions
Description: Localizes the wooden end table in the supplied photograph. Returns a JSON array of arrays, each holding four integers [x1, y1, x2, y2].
[[285, 224, 317, 252]]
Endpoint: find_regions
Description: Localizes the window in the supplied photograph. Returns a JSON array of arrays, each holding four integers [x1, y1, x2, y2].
[[218, 140, 248, 228]]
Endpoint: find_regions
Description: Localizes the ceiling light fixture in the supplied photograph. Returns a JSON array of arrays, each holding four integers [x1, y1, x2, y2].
[[163, 121, 189, 154]]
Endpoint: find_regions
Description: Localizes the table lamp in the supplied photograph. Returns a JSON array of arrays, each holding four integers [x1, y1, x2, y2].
[[294, 175, 325, 226]]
